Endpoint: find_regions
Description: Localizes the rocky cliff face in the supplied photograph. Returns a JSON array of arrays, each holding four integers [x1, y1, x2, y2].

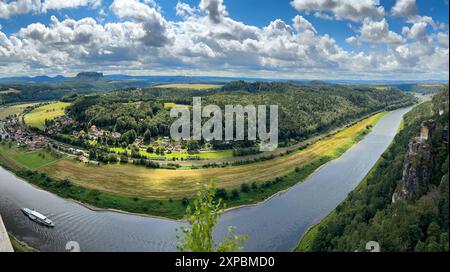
[[392, 120, 436, 202], [441, 125, 448, 144], [419, 120, 436, 140]]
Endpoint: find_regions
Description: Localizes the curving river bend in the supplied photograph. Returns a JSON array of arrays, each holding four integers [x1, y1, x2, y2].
[[0, 107, 411, 252]]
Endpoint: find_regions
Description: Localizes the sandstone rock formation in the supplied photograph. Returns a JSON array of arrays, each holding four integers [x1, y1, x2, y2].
[[392, 120, 436, 202]]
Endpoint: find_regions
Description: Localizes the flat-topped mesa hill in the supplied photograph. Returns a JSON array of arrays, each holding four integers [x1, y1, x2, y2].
[[0, 80, 420, 219], [75, 72, 104, 80]]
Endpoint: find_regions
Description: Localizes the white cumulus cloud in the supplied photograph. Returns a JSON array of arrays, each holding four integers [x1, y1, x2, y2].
[[347, 18, 404, 46], [290, 0, 385, 21], [293, 15, 317, 34], [0, 0, 41, 19], [0, 0, 101, 19], [0, 0, 448, 80], [392, 0, 417, 18], [110, 0, 172, 47], [199, 0, 227, 23], [42, 0, 101, 12]]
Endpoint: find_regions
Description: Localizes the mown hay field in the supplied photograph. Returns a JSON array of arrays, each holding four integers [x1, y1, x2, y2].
[[23, 102, 71, 130], [37, 113, 385, 199], [0, 103, 38, 120]]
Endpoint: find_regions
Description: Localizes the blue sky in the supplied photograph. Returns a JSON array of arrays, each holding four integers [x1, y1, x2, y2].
[[0, 0, 448, 79], [2, 1, 448, 36]]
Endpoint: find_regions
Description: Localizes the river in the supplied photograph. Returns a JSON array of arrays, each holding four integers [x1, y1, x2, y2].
[[0, 106, 411, 252]]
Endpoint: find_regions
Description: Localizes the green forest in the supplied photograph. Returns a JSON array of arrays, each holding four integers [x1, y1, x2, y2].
[[301, 87, 449, 252], [66, 81, 416, 148], [0, 73, 150, 105]]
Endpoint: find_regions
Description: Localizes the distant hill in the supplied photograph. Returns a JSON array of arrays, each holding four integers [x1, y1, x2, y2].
[[1, 72, 447, 105], [0, 75, 68, 83], [76, 72, 104, 79], [389, 83, 447, 94], [0, 73, 447, 86], [0, 73, 274, 84]]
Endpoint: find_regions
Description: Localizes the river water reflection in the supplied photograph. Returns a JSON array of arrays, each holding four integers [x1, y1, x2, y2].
[[0, 107, 411, 252]]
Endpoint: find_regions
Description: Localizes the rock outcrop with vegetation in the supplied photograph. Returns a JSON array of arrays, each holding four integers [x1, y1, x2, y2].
[[299, 86, 448, 252], [392, 120, 436, 202]]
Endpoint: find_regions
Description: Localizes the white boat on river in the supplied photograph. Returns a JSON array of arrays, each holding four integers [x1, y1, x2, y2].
[[0, 107, 411, 251], [21, 208, 55, 228]]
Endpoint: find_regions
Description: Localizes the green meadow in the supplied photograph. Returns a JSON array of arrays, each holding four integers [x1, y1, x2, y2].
[[24, 102, 71, 130], [0, 103, 38, 120], [110, 147, 233, 160], [0, 144, 63, 170]]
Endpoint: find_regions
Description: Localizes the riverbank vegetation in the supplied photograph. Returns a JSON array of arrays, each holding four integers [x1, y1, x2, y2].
[[0, 112, 385, 218], [39, 113, 385, 199], [296, 87, 448, 252], [2, 81, 415, 170], [295, 151, 386, 252], [66, 82, 415, 149], [8, 234, 36, 252], [0, 81, 417, 219]]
